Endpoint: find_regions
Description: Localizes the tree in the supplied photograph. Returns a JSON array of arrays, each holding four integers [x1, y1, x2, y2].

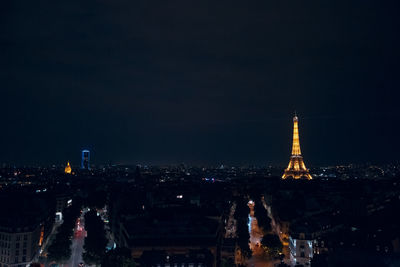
[[47, 202, 81, 262], [234, 199, 250, 222], [221, 258, 235, 267], [261, 234, 283, 258], [101, 247, 136, 267], [234, 199, 252, 259], [47, 237, 72, 262], [254, 200, 272, 233], [83, 210, 108, 265]]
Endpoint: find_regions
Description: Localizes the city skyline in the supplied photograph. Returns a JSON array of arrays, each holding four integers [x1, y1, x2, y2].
[[2, 2, 400, 267], [0, 111, 398, 167]]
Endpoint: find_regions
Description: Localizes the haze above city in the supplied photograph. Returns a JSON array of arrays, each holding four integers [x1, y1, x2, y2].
[[1, 1, 399, 166]]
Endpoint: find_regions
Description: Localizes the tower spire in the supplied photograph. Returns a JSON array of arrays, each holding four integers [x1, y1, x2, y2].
[[291, 115, 301, 156], [282, 114, 312, 180]]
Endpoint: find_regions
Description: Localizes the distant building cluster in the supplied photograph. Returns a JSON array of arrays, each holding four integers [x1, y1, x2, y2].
[[264, 178, 400, 266], [0, 118, 400, 267], [0, 162, 399, 266]]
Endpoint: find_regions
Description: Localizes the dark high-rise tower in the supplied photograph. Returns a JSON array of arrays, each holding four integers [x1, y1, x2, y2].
[[81, 150, 90, 170], [282, 114, 312, 180]]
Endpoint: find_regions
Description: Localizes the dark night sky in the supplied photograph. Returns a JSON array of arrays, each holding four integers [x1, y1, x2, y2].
[[1, 0, 399, 166]]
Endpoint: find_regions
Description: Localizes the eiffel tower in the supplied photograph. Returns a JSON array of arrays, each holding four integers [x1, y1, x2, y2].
[[282, 113, 312, 180]]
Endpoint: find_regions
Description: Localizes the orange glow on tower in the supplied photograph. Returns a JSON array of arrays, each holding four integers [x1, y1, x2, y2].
[[65, 161, 72, 174], [282, 114, 312, 180]]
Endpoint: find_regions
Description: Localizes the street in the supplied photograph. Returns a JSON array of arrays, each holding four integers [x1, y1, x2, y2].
[[262, 198, 291, 265], [246, 201, 278, 267], [69, 216, 86, 267], [39, 214, 87, 267]]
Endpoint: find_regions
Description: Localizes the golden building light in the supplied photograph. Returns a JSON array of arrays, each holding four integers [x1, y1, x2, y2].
[[65, 161, 72, 174], [282, 114, 312, 180], [39, 225, 44, 246]]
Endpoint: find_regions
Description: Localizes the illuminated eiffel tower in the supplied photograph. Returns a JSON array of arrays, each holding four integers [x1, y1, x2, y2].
[[282, 113, 312, 180]]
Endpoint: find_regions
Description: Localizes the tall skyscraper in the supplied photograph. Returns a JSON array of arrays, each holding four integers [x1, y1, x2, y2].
[[81, 150, 90, 170], [282, 114, 312, 179]]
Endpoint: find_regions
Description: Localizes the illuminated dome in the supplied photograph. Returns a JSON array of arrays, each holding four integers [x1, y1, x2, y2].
[[65, 161, 72, 174]]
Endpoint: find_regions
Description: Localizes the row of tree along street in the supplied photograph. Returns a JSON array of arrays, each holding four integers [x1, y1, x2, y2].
[[82, 210, 108, 265], [46, 189, 137, 266], [84, 189, 137, 266], [47, 201, 82, 262], [254, 199, 272, 233], [234, 197, 252, 266], [253, 197, 285, 263]]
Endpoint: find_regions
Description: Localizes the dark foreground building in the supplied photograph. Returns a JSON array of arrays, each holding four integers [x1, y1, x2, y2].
[[0, 192, 54, 267], [115, 206, 223, 267], [110, 182, 227, 267]]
